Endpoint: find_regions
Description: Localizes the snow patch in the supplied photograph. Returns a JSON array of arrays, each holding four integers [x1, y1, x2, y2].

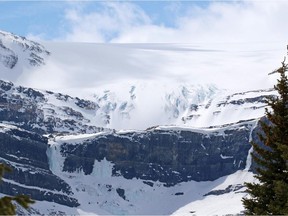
[[220, 154, 233, 159], [91, 158, 114, 179]]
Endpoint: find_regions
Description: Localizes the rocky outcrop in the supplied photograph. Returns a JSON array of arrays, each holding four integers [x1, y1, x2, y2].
[[0, 42, 18, 69], [0, 80, 105, 134], [203, 184, 245, 196], [0, 124, 79, 207]]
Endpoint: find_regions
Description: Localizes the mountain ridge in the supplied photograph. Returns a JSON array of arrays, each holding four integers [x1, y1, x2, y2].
[[0, 78, 275, 132]]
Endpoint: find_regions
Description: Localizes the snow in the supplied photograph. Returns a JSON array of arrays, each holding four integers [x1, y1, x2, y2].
[[0, 156, 33, 173], [201, 143, 206, 150], [155, 118, 257, 137], [91, 158, 114, 178], [3, 73, 271, 131], [0, 32, 275, 131], [0, 122, 22, 132], [220, 154, 234, 159], [86, 81, 221, 130], [47, 83, 272, 130], [1, 178, 67, 196], [245, 120, 258, 171], [53, 132, 111, 145], [171, 170, 255, 216], [39, 134, 257, 215]]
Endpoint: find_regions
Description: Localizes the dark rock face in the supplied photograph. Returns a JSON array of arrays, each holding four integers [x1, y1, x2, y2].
[[0, 126, 79, 207], [61, 121, 254, 186], [216, 89, 275, 108], [0, 80, 105, 134], [203, 184, 244, 196], [174, 192, 184, 196], [116, 188, 126, 200], [0, 81, 45, 133]]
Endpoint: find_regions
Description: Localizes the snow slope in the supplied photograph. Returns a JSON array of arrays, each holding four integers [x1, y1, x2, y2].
[[87, 83, 274, 130], [25, 170, 255, 216], [42, 81, 274, 131]]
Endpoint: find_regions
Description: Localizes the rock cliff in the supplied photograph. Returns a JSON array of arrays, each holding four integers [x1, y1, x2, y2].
[[59, 121, 255, 185], [0, 124, 79, 207]]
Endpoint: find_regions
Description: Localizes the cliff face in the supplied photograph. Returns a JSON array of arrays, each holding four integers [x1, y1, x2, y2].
[[57, 121, 255, 186], [0, 119, 257, 209], [0, 124, 79, 207]]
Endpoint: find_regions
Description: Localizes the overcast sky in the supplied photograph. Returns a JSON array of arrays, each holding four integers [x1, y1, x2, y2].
[[1, 1, 288, 93]]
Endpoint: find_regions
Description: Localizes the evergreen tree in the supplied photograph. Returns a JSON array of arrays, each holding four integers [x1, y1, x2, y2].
[[242, 56, 288, 214], [0, 163, 35, 215]]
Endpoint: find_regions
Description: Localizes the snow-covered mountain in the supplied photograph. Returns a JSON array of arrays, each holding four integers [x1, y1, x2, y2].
[[0, 79, 274, 132], [0, 30, 275, 215], [88, 82, 274, 130], [0, 30, 49, 82]]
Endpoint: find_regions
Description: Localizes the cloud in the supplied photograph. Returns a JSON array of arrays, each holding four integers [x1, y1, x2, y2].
[[175, 0, 288, 44], [59, 1, 288, 44], [63, 2, 151, 42], [20, 1, 288, 95], [17, 41, 281, 95]]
